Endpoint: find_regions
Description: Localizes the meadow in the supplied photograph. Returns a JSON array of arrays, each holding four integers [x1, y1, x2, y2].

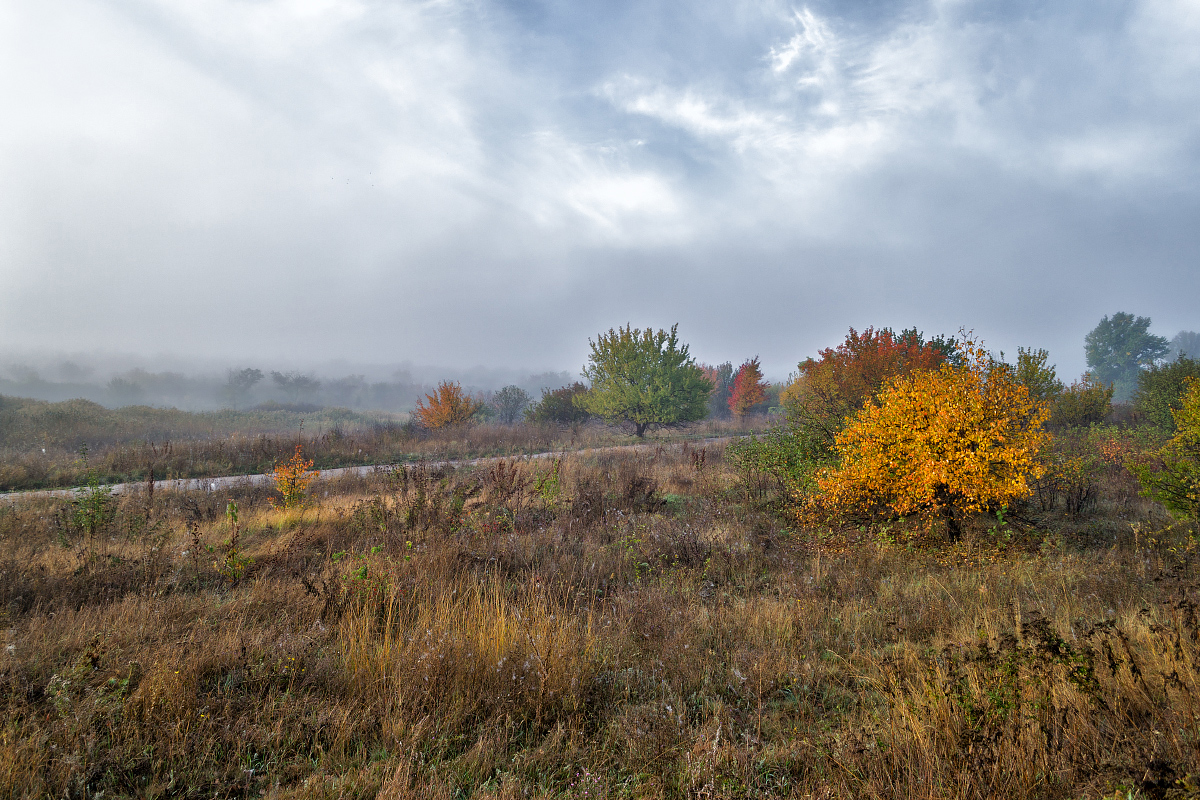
[[0, 394, 769, 492], [2, 436, 1196, 798]]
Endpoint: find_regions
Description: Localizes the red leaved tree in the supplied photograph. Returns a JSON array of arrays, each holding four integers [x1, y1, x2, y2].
[[728, 357, 768, 416], [780, 327, 954, 454], [796, 327, 950, 408]]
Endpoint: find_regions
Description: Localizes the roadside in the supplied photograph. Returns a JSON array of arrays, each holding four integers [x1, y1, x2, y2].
[[0, 435, 744, 503]]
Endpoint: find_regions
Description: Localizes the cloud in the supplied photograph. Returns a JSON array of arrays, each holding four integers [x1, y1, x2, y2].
[[0, 0, 1197, 380]]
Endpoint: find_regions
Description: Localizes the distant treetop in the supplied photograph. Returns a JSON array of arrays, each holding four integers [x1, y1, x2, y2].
[[1084, 312, 1170, 402]]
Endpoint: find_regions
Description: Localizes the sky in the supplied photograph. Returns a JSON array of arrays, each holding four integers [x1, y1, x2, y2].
[[2, 0, 1198, 382]]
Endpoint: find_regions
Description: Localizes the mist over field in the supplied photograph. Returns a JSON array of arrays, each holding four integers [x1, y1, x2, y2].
[[0, 351, 573, 412], [2, 0, 1199, 389]]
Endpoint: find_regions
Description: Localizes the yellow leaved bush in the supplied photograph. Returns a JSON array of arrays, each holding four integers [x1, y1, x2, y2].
[[813, 337, 1050, 539]]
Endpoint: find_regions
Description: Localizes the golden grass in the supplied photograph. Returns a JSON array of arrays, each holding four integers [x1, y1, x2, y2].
[[1, 443, 1198, 798]]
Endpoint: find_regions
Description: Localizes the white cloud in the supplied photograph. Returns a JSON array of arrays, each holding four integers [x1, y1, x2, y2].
[[513, 131, 689, 245], [769, 7, 838, 86]]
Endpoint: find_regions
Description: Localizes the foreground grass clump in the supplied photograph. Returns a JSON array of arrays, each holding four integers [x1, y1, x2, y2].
[[1, 444, 1198, 798]]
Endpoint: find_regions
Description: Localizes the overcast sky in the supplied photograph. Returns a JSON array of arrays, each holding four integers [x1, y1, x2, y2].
[[2, 0, 1197, 381]]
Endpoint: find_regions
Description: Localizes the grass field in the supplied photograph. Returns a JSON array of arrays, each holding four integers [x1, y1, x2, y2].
[[0, 394, 772, 492], [2, 438, 1197, 798]]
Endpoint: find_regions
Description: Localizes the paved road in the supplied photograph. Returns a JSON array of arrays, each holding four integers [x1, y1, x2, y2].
[[0, 436, 740, 504]]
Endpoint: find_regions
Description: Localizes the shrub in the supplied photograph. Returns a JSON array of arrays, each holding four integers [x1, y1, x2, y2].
[[1030, 432, 1104, 515], [1135, 378, 1200, 519], [492, 385, 531, 425], [1134, 356, 1200, 432], [727, 427, 817, 502], [815, 338, 1049, 539], [525, 382, 592, 424], [1050, 374, 1113, 428], [413, 381, 481, 429], [71, 471, 116, 554], [270, 445, 319, 509]]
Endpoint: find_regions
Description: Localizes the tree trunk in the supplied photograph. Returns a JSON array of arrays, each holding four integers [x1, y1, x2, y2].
[[935, 484, 961, 542], [944, 504, 962, 542], [635, 422, 649, 438]]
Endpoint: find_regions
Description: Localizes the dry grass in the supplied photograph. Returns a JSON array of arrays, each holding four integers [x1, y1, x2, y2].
[[0, 414, 771, 492], [2, 441, 1199, 798]]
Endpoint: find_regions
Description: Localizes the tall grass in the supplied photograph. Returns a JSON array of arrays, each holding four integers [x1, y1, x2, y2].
[[1, 442, 1197, 797]]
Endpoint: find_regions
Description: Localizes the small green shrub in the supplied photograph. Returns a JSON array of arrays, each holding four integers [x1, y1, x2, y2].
[[727, 427, 822, 503], [1134, 356, 1200, 432], [71, 472, 115, 552]]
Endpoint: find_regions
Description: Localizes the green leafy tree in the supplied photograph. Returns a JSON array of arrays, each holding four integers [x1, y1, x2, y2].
[[1084, 313, 1170, 402], [1134, 357, 1200, 432], [577, 324, 710, 437], [1013, 347, 1063, 403]]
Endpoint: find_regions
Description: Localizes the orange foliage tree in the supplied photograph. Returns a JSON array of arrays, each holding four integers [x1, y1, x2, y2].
[[780, 327, 953, 454], [814, 338, 1049, 540], [414, 381, 481, 429], [728, 357, 768, 416], [271, 445, 319, 509]]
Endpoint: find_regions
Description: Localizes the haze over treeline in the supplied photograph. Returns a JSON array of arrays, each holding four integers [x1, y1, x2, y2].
[[4, 317, 1197, 414], [0, 351, 573, 413]]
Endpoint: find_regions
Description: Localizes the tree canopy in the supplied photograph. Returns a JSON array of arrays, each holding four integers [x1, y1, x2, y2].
[[491, 385, 531, 425], [222, 367, 263, 410], [1134, 357, 1200, 432], [697, 362, 734, 419], [1084, 313, 1170, 402], [1012, 347, 1063, 403], [728, 357, 768, 416], [577, 324, 710, 437]]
